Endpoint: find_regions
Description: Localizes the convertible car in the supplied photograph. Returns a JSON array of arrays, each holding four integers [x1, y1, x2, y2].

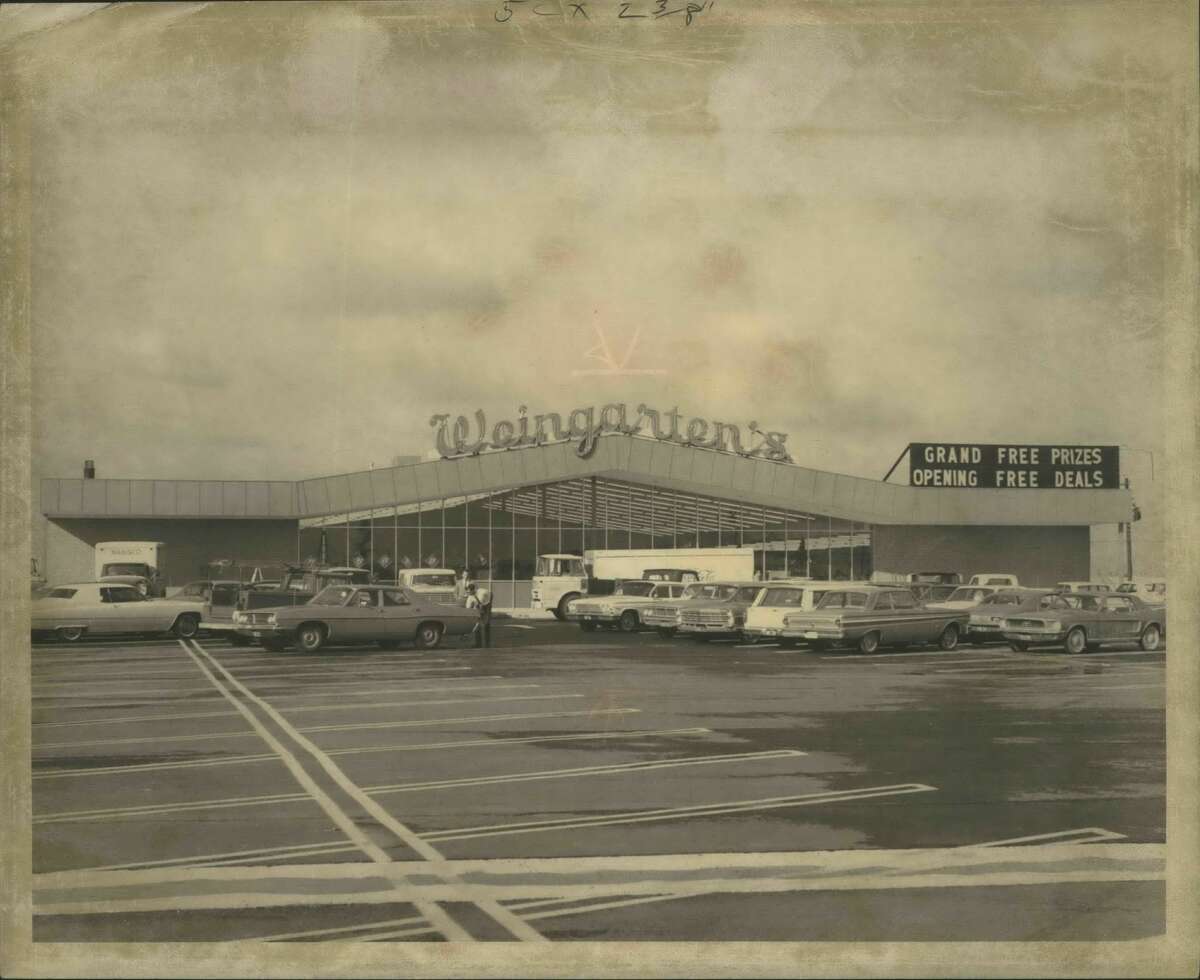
[[31, 583, 204, 642], [1001, 592, 1166, 653], [232, 584, 478, 652]]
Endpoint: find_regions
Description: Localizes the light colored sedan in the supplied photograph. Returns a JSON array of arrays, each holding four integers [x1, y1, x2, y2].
[[31, 583, 204, 642], [233, 584, 479, 652]]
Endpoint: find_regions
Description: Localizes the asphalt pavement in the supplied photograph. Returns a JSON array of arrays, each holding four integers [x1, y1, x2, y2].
[[30, 620, 1166, 942]]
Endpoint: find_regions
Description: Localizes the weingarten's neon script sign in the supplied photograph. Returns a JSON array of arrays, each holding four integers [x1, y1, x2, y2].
[[430, 404, 793, 463]]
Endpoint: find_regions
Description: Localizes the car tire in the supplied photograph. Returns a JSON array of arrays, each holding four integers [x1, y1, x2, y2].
[[555, 594, 580, 622], [296, 623, 326, 653], [1139, 624, 1162, 652], [656, 628, 676, 639], [414, 622, 443, 650], [857, 631, 881, 654], [618, 610, 639, 633], [579, 621, 597, 632], [937, 624, 960, 651], [56, 626, 85, 642], [173, 613, 201, 639], [1064, 627, 1087, 655], [1009, 641, 1030, 652]]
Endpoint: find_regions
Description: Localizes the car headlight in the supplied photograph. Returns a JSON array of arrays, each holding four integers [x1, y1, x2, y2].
[[266, 613, 277, 625], [598, 604, 617, 615], [1043, 620, 1062, 632]]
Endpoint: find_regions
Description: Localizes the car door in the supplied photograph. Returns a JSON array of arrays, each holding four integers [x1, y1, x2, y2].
[[380, 588, 418, 637], [100, 586, 153, 633], [886, 589, 925, 641], [339, 589, 383, 640], [1100, 595, 1141, 642]]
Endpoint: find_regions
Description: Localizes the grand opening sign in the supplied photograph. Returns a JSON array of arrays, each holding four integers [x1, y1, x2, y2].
[[909, 443, 1120, 489]]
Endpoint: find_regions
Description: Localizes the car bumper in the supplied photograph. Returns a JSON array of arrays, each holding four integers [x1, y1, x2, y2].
[[569, 611, 620, 624], [966, 624, 1004, 638], [677, 623, 739, 636], [1001, 628, 1068, 643]]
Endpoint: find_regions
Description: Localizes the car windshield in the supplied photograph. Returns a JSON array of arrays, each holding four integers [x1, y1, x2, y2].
[[310, 586, 356, 606], [102, 563, 150, 577], [817, 591, 869, 609], [47, 587, 78, 599], [980, 593, 1026, 606], [410, 573, 456, 588], [733, 586, 763, 602], [615, 581, 655, 597], [947, 588, 990, 603], [760, 588, 805, 607]]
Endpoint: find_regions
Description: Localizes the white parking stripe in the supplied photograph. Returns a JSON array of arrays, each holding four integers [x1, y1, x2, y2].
[[175, 641, 473, 942], [521, 892, 682, 922], [257, 914, 428, 943], [423, 783, 937, 843], [188, 640, 545, 943], [32, 693, 585, 730], [967, 827, 1127, 847], [82, 840, 363, 873], [34, 728, 713, 779]]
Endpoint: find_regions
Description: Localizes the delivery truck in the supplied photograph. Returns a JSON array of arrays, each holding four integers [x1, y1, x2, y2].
[[94, 541, 168, 596], [530, 547, 757, 619]]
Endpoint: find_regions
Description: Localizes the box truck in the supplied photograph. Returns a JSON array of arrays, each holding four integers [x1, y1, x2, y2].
[[94, 541, 168, 596], [530, 547, 757, 619]]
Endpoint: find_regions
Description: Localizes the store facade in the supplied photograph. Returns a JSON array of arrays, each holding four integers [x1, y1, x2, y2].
[[39, 433, 1133, 602]]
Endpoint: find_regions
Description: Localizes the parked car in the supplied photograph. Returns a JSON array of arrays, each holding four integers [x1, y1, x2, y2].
[[675, 582, 766, 641], [31, 583, 205, 642], [568, 580, 690, 632], [925, 585, 1001, 613], [1054, 581, 1112, 594], [1116, 579, 1167, 605], [778, 585, 968, 654], [395, 568, 461, 605], [642, 581, 746, 638], [642, 568, 703, 583], [910, 583, 959, 603], [170, 580, 241, 603], [1001, 592, 1166, 653], [968, 573, 1020, 588], [910, 571, 962, 585], [965, 589, 1059, 644], [743, 581, 872, 646], [202, 565, 374, 643], [232, 584, 478, 653]]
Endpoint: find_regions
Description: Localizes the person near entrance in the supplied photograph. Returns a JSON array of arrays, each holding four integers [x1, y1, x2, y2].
[[465, 582, 493, 648]]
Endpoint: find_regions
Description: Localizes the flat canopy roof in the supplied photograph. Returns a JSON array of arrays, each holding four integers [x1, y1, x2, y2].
[[41, 433, 1133, 527]]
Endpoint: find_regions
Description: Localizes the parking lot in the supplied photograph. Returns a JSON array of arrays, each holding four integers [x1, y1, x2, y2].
[[31, 621, 1165, 942]]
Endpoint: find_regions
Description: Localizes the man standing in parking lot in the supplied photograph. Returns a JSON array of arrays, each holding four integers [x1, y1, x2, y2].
[[465, 583, 493, 648]]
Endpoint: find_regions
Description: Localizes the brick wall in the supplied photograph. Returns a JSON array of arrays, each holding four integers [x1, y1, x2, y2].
[[870, 525, 1091, 588]]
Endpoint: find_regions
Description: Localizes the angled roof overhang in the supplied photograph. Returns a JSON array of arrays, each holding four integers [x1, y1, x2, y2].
[[40, 434, 1133, 526]]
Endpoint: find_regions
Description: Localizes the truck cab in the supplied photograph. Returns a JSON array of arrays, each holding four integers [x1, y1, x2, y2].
[[531, 553, 588, 620]]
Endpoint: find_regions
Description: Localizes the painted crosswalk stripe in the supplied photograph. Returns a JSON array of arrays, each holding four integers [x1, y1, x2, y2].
[[967, 827, 1127, 847]]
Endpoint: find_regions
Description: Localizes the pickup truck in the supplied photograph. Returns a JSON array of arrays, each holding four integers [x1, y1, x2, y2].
[[201, 565, 373, 644]]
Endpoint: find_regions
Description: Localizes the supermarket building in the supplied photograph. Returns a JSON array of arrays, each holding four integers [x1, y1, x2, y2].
[[38, 431, 1133, 607]]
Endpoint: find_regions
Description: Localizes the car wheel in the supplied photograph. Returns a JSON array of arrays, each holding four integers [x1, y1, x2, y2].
[[296, 623, 326, 652], [414, 622, 443, 650], [1064, 627, 1087, 655], [656, 627, 676, 639], [173, 613, 201, 639], [857, 631, 881, 654], [579, 621, 597, 633], [937, 624, 960, 651], [1009, 641, 1030, 652], [556, 594, 580, 622], [56, 626, 85, 642], [1139, 624, 1162, 652], [618, 610, 639, 633]]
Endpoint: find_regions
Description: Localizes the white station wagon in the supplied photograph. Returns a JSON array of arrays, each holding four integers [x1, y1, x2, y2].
[[742, 581, 872, 646], [31, 583, 204, 642]]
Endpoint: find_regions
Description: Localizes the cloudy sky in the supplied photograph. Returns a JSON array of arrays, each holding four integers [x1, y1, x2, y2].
[[9, 0, 1186, 572]]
